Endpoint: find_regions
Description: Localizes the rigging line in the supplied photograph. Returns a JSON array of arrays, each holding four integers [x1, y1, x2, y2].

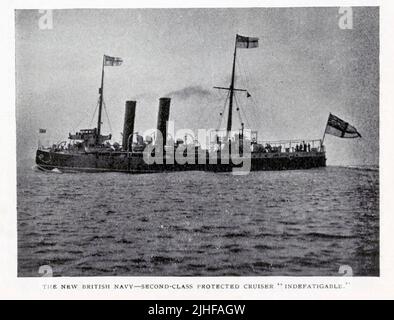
[[102, 101, 113, 134], [250, 95, 265, 130], [242, 61, 267, 124], [102, 99, 113, 133], [238, 56, 264, 130], [236, 57, 248, 89], [237, 93, 255, 132], [237, 56, 257, 100], [216, 91, 228, 127], [216, 91, 230, 131], [195, 95, 220, 130], [236, 58, 257, 127], [88, 97, 100, 128], [241, 103, 253, 131], [234, 96, 244, 127], [244, 93, 260, 129], [239, 54, 254, 89], [236, 56, 252, 94], [234, 93, 250, 129], [235, 59, 261, 131], [237, 60, 251, 92], [72, 118, 84, 135], [71, 97, 100, 133]]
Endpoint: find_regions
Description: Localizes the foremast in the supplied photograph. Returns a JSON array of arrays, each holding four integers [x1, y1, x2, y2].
[[68, 55, 122, 146], [96, 55, 105, 144], [95, 54, 123, 144]]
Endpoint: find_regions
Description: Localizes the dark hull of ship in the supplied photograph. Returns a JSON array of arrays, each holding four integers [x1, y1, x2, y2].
[[36, 149, 326, 173]]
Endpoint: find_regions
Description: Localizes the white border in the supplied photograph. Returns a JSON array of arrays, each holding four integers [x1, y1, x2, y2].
[[1, 0, 393, 300]]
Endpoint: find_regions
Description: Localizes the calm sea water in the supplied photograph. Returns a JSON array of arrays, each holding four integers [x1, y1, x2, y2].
[[17, 165, 379, 277]]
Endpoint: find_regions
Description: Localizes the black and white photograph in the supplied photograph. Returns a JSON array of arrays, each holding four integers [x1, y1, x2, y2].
[[15, 6, 379, 278]]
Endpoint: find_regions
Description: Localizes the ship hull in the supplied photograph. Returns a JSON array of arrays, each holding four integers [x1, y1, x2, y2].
[[36, 149, 326, 173]]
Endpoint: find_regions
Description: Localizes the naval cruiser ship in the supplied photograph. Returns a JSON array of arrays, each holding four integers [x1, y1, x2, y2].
[[36, 34, 329, 173]]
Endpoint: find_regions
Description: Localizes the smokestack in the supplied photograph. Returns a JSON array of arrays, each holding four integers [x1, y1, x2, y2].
[[122, 101, 136, 151], [156, 97, 171, 146]]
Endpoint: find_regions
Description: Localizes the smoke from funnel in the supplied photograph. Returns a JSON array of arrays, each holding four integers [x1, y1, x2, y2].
[[166, 85, 211, 100]]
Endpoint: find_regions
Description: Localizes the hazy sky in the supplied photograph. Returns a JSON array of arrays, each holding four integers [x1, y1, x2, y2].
[[16, 7, 379, 165]]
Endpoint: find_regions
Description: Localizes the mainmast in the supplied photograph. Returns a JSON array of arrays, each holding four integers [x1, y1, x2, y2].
[[97, 55, 105, 144], [214, 34, 258, 143], [214, 35, 247, 137], [227, 36, 237, 134]]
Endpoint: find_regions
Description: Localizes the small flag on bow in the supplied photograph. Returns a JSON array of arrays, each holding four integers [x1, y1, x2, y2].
[[104, 55, 123, 66], [325, 113, 361, 138], [236, 34, 259, 49]]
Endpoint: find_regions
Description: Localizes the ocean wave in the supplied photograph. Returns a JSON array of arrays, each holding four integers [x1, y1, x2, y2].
[[304, 232, 356, 239], [338, 165, 379, 172]]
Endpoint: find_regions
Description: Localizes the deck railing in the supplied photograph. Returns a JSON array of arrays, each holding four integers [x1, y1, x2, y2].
[[253, 139, 324, 153]]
